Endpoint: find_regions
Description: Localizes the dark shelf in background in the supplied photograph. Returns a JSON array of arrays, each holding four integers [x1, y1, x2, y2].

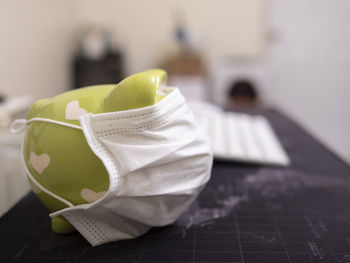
[[73, 52, 124, 89]]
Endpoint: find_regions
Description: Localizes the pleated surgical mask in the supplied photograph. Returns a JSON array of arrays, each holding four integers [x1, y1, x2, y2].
[[13, 88, 213, 246]]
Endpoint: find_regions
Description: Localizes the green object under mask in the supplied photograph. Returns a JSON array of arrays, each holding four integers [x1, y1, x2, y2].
[[23, 69, 168, 234]]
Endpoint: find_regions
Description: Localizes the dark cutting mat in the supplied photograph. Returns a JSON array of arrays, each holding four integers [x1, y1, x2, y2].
[[1, 109, 350, 263]]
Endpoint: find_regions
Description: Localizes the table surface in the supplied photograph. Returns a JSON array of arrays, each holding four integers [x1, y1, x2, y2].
[[1, 109, 350, 263]]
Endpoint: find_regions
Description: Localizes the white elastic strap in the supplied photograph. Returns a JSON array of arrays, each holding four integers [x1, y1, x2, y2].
[[10, 118, 80, 208], [10, 118, 82, 134], [10, 119, 27, 134]]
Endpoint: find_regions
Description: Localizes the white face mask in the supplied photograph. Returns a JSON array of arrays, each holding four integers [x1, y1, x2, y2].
[[12, 89, 213, 246]]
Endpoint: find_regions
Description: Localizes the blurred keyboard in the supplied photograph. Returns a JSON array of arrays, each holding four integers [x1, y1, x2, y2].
[[190, 102, 290, 166]]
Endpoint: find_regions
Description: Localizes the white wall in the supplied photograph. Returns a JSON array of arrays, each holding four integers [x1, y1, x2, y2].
[[0, 0, 77, 98], [264, 0, 350, 162], [0, 0, 78, 215], [0, 0, 265, 95], [1, 0, 348, 163], [74, 0, 266, 74], [211, 1, 350, 163]]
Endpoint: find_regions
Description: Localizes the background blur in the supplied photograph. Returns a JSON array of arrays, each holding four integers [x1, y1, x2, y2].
[[1, 0, 350, 212]]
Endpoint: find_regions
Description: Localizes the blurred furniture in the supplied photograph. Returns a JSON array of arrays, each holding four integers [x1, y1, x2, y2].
[[0, 97, 32, 216], [164, 53, 208, 101], [0, 133, 30, 217], [209, 60, 267, 107], [73, 53, 124, 89], [2, 108, 350, 262]]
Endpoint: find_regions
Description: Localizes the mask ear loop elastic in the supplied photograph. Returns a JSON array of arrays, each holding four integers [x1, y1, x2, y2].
[[10, 119, 27, 134], [11, 118, 82, 133], [10, 118, 80, 207]]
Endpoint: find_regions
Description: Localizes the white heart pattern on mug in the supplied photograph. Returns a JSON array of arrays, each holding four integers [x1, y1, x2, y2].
[[29, 152, 51, 174], [81, 188, 106, 203], [65, 100, 88, 120]]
